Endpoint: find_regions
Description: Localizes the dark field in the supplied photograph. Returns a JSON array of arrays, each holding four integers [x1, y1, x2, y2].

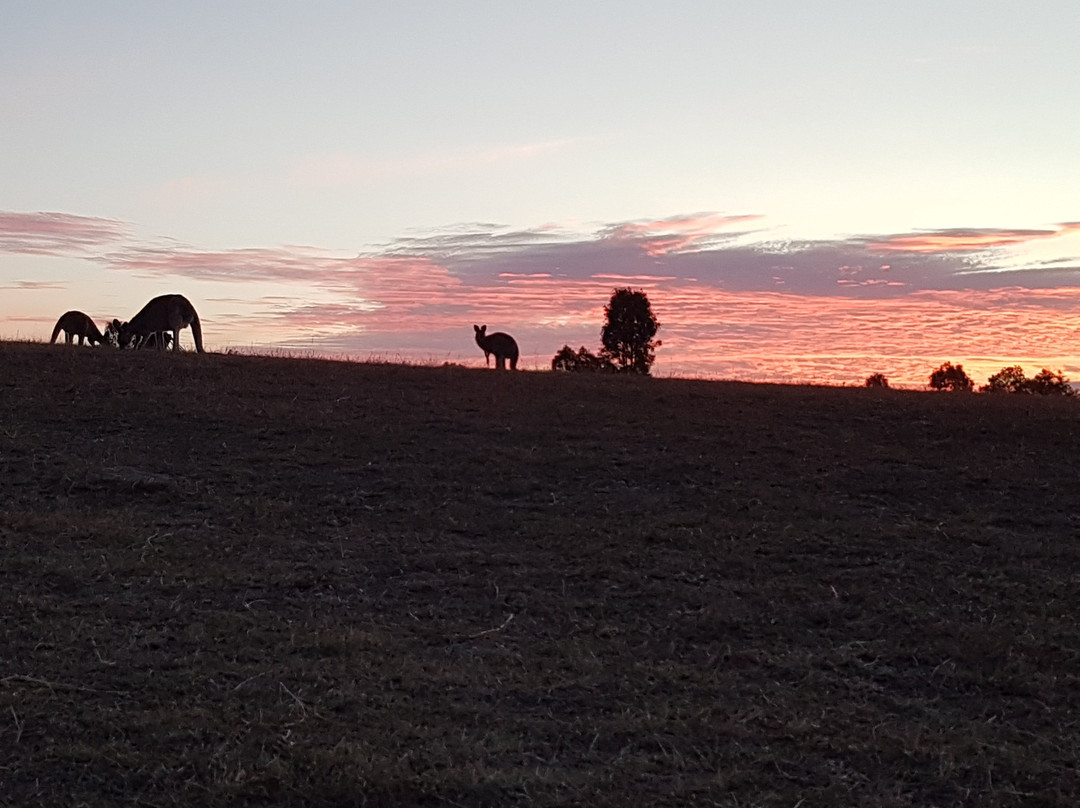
[[1, 342, 1078, 807]]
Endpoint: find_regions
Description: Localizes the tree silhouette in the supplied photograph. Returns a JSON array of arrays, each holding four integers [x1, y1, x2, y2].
[[551, 345, 615, 373], [982, 365, 1028, 394], [600, 288, 660, 375], [864, 373, 889, 389], [1026, 368, 1074, 396], [929, 362, 974, 392], [980, 366, 1074, 395]]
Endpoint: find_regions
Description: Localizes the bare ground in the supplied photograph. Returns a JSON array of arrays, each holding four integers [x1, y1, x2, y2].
[[1, 341, 1077, 806]]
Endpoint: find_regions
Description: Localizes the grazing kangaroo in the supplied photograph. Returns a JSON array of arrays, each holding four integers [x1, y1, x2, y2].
[[473, 324, 519, 370], [103, 318, 169, 349], [103, 319, 122, 347], [50, 311, 106, 345], [117, 294, 205, 353]]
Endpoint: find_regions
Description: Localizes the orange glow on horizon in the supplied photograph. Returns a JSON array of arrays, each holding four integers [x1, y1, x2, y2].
[[209, 281, 1080, 387], [6, 213, 1080, 388], [8, 278, 1080, 388]]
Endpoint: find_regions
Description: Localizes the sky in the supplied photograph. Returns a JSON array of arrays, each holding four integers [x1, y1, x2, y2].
[[3, 1, 1080, 386]]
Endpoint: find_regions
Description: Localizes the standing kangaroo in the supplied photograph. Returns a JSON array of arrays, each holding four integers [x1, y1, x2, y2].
[[50, 311, 106, 345], [473, 324, 519, 370], [117, 294, 205, 353]]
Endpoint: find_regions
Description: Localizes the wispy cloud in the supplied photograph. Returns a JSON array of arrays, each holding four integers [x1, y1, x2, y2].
[[601, 212, 764, 256], [0, 211, 129, 255], [862, 222, 1080, 253], [94, 215, 1080, 300], [0, 279, 68, 291], [102, 243, 343, 284]]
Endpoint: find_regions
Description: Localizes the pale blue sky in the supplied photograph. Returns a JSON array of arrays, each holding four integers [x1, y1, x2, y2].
[[3, 1, 1079, 383]]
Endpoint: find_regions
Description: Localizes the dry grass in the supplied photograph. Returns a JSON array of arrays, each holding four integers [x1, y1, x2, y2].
[[1, 341, 1078, 806]]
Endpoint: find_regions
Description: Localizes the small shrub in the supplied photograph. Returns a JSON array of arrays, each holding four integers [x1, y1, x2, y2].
[[551, 345, 616, 373], [1027, 368, 1075, 396], [864, 373, 889, 389], [929, 362, 974, 392], [981, 366, 1074, 396], [982, 366, 1028, 394]]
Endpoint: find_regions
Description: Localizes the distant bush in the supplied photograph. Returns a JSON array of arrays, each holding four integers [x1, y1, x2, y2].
[[929, 362, 974, 392], [981, 366, 1074, 396], [982, 365, 1028, 394], [864, 373, 889, 389], [1028, 368, 1075, 395], [551, 345, 616, 373]]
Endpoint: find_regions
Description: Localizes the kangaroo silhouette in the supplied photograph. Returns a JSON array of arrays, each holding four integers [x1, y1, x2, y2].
[[133, 331, 174, 350], [117, 294, 204, 353], [50, 311, 106, 345], [474, 324, 519, 370], [105, 319, 172, 350]]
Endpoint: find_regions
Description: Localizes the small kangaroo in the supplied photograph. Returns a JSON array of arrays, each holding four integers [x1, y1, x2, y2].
[[136, 331, 173, 350], [104, 318, 169, 349], [103, 319, 122, 347], [50, 311, 107, 345], [474, 324, 519, 370], [117, 294, 205, 353]]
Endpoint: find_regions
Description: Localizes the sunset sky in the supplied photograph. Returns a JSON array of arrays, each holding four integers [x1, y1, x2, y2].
[[3, 2, 1079, 386]]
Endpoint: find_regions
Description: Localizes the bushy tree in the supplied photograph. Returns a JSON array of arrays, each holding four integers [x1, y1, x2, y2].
[[551, 345, 615, 373], [600, 288, 661, 375], [980, 366, 1074, 396], [929, 362, 974, 392], [1026, 368, 1074, 396], [982, 365, 1028, 394], [864, 373, 889, 389]]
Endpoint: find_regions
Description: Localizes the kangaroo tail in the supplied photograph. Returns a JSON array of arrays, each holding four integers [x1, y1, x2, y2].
[[49, 318, 63, 344], [189, 309, 205, 353]]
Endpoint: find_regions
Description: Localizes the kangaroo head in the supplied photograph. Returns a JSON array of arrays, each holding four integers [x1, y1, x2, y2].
[[474, 324, 487, 338], [102, 319, 121, 347], [116, 321, 138, 349]]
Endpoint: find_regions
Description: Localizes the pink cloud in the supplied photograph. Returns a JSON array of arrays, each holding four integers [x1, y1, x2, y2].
[[865, 223, 1080, 254], [605, 212, 764, 256], [0, 280, 68, 291], [0, 211, 129, 255], [590, 273, 677, 282], [102, 244, 336, 283]]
